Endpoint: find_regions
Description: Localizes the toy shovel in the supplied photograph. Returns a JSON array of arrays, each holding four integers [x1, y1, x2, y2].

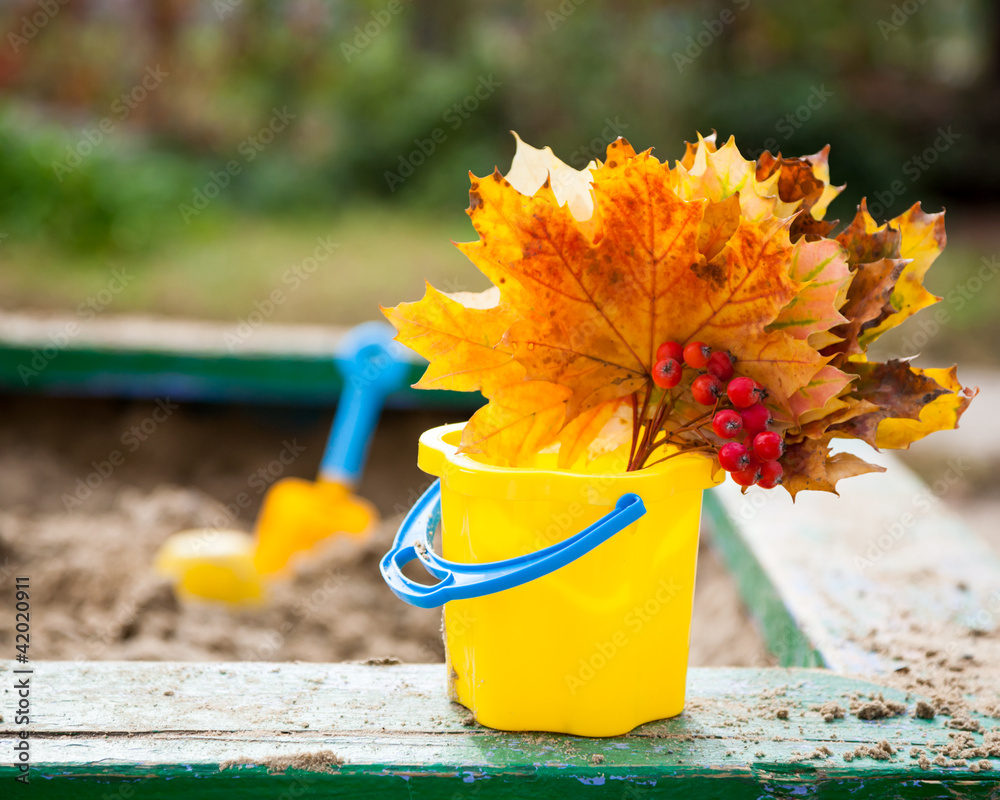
[[155, 321, 410, 602], [252, 322, 410, 575]]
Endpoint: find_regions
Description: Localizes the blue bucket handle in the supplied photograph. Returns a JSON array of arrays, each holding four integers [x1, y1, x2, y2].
[[379, 480, 646, 608]]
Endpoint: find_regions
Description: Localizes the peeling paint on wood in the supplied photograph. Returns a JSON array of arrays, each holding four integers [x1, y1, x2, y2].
[[0, 662, 997, 798]]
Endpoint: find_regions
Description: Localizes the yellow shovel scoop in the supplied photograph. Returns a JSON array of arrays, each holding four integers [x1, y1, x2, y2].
[[155, 322, 410, 603]]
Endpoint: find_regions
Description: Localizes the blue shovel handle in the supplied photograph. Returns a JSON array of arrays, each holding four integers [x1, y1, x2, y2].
[[319, 322, 411, 486], [380, 480, 647, 609]]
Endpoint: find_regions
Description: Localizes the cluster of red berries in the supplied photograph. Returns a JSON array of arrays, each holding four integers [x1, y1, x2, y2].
[[652, 340, 784, 490]]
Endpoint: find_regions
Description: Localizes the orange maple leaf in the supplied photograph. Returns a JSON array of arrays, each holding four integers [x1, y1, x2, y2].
[[783, 199, 975, 491], [389, 137, 839, 466], [383, 132, 975, 497]]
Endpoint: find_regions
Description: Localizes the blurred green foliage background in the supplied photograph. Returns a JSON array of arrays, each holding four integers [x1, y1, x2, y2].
[[1, 0, 998, 363]]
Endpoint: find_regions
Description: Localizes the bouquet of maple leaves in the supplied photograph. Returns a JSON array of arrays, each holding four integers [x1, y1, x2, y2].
[[384, 133, 976, 498]]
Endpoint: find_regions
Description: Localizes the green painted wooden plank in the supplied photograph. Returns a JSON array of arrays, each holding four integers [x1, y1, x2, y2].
[[703, 490, 825, 670], [0, 315, 483, 409], [705, 440, 1000, 677], [8, 771, 995, 800], [0, 342, 483, 409], [1, 662, 997, 798]]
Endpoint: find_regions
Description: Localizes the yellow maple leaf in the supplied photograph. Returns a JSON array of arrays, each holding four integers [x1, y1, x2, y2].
[[381, 284, 520, 395], [875, 366, 978, 450], [459, 379, 571, 467], [383, 132, 973, 496], [861, 203, 945, 342]]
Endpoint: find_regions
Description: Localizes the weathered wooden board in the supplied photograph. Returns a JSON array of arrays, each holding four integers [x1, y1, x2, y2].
[[0, 313, 481, 409], [0, 662, 997, 798], [704, 440, 1000, 686], [4, 315, 999, 796]]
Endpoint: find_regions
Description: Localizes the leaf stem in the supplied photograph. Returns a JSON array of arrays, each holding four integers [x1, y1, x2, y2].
[[631, 384, 669, 471], [628, 383, 653, 471], [628, 391, 639, 469], [628, 385, 724, 472], [642, 445, 716, 469]]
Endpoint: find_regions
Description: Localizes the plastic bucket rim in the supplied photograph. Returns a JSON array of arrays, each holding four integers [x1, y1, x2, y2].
[[418, 422, 722, 504]]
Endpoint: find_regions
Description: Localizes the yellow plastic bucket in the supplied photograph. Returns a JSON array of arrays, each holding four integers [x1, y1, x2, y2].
[[384, 422, 721, 737]]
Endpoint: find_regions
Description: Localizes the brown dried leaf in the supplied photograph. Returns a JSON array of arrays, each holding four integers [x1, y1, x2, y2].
[[782, 436, 886, 499]]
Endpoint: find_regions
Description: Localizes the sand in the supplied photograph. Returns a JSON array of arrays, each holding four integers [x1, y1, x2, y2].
[[0, 395, 772, 667]]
